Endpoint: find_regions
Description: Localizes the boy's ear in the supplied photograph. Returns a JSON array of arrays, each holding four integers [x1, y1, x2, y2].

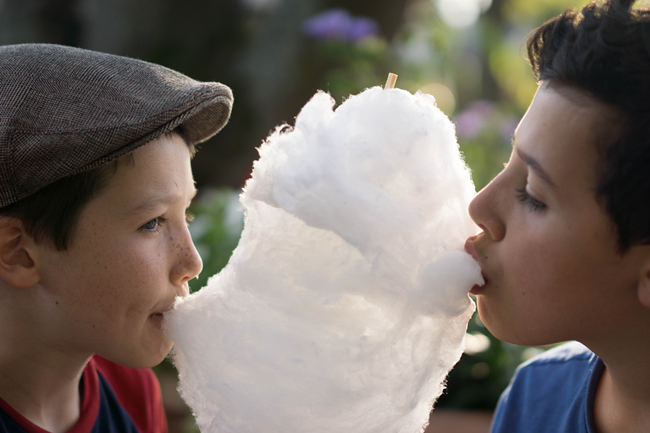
[[0, 217, 40, 288]]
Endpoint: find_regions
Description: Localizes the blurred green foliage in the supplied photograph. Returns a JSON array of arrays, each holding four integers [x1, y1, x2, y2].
[[187, 189, 243, 293], [308, 37, 393, 103]]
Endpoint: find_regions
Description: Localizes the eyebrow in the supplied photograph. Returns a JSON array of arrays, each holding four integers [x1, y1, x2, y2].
[[125, 188, 198, 216], [512, 133, 557, 189]]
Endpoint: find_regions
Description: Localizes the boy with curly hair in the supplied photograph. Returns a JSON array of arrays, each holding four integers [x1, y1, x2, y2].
[[465, 0, 650, 431]]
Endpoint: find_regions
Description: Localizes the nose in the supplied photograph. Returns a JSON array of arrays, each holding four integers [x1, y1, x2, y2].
[[171, 223, 203, 292], [468, 173, 507, 242]]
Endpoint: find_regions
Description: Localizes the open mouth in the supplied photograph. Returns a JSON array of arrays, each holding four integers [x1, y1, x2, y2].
[[150, 312, 165, 321], [470, 271, 488, 295], [464, 238, 487, 292]]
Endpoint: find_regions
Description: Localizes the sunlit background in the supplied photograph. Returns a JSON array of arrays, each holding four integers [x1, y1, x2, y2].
[[0, 0, 628, 431]]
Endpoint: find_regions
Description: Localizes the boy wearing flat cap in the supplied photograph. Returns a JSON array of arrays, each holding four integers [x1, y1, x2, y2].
[[0, 44, 232, 432], [464, 0, 650, 431]]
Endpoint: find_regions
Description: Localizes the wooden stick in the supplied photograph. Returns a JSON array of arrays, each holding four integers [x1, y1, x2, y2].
[[384, 73, 398, 89]]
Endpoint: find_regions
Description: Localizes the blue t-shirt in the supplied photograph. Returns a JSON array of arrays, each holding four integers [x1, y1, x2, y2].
[[491, 341, 603, 433]]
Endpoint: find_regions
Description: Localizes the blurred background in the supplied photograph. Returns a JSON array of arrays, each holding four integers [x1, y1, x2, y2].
[[0, 0, 604, 431]]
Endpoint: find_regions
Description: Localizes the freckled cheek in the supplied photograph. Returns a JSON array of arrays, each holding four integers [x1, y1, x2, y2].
[[97, 245, 165, 292], [126, 250, 168, 290]]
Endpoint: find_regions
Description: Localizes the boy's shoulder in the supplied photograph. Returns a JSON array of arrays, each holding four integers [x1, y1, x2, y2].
[[491, 341, 602, 433], [519, 340, 595, 367]]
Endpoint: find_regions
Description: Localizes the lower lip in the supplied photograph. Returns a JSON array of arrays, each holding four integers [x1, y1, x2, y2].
[[470, 284, 485, 295], [469, 273, 488, 295], [150, 313, 164, 325]]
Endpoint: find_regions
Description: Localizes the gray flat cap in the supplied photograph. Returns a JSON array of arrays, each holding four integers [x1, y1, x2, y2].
[[0, 43, 233, 207]]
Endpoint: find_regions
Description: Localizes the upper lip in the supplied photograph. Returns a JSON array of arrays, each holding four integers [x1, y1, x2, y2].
[[465, 236, 488, 286], [151, 298, 178, 317], [464, 236, 480, 263], [151, 285, 190, 316]]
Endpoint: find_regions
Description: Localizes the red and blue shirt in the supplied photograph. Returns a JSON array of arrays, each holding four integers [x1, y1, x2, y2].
[[0, 356, 167, 433]]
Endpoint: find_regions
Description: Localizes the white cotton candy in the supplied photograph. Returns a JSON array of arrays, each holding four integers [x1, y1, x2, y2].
[[165, 86, 484, 433]]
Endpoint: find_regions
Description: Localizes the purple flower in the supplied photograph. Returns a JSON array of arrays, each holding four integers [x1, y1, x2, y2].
[[346, 17, 379, 41], [499, 117, 519, 142], [454, 100, 496, 140], [303, 9, 379, 42], [455, 111, 484, 139]]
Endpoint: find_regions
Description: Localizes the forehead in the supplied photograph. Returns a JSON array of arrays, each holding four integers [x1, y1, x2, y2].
[[514, 84, 613, 191], [88, 134, 195, 212]]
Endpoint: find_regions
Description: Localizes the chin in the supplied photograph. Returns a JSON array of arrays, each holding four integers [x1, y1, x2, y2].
[[476, 303, 530, 346], [145, 341, 173, 368], [115, 341, 174, 369], [481, 319, 558, 347], [159, 341, 174, 362]]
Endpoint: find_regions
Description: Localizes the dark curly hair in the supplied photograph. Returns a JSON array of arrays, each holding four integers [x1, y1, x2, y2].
[[527, 0, 650, 251]]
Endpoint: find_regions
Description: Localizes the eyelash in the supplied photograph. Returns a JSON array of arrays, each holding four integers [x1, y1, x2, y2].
[[140, 212, 195, 232], [516, 188, 546, 212], [140, 216, 166, 232]]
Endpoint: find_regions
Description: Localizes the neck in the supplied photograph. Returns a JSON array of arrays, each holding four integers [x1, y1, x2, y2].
[[591, 334, 650, 433], [0, 289, 90, 433]]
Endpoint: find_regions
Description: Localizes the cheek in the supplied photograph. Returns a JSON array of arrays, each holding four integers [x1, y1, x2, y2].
[[496, 219, 551, 282], [85, 240, 166, 299], [512, 209, 581, 270], [128, 248, 165, 279], [500, 218, 594, 309], [117, 246, 168, 298]]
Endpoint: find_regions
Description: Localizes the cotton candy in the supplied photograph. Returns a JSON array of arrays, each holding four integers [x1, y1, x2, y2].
[[165, 86, 483, 433]]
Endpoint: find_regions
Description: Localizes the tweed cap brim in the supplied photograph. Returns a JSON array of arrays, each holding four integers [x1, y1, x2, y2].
[[0, 43, 233, 207]]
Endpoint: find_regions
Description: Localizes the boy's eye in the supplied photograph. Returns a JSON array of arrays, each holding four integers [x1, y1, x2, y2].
[[141, 216, 164, 231], [515, 188, 547, 212], [185, 211, 195, 224]]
